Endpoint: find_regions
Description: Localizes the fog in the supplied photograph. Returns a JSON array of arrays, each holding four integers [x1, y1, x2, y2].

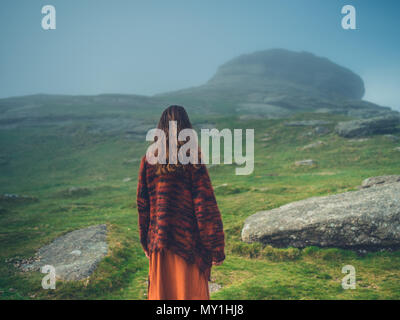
[[0, 0, 399, 110]]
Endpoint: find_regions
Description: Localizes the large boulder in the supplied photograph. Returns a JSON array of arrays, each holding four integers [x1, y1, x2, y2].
[[19, 224, 108, 280], [335, 116, 400, 138], [241, 182, 400, 250], [360, 175, 400, 189]]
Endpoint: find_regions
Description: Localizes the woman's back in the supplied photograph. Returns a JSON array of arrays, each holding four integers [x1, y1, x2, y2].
[[137, 156, 225, 275], [136, 105, 225, 299]]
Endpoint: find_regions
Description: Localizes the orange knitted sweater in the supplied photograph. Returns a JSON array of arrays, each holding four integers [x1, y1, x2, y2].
[[136, 156, 225, 280]]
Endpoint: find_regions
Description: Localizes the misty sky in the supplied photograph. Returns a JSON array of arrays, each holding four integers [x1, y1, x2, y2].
[[0, 0, 399, 110]]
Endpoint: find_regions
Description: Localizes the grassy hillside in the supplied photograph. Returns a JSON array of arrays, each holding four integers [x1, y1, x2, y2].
[[0, 98, 399, 300]]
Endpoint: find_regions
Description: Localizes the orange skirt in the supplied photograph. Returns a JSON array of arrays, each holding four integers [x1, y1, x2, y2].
[[147, 248, 210, 300]]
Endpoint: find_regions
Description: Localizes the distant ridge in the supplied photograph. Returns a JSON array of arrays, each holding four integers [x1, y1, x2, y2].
[[0, 49, 398, 119], [156, 48, 396, 118], [207, 49, 365, 100]]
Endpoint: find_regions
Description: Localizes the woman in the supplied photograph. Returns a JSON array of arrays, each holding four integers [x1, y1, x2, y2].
[[137, 105, 225, 300]]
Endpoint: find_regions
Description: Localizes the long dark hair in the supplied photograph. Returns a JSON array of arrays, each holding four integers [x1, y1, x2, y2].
[[155, 105, 200, 175]]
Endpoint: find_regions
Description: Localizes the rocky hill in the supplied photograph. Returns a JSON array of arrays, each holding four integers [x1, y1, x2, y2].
[[208, 49, 365, 100], [0, 49, 398, 124], [157, 49, 398, 119]]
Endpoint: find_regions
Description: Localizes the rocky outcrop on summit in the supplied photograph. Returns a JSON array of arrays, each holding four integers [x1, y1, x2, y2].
[[208, 49, 365, 100], [241, 181, 400, 250], [157, 48, 399, 118]]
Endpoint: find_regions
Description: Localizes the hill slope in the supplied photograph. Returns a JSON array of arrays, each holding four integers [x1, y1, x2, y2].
[[0, 49, 400, 300], [0, 49, 398, 122], [208, 48, 365, 100], [157, 49, 397, 119]]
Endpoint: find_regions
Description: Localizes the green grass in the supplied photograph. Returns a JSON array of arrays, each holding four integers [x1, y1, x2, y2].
[[0, 109, 399, 300]]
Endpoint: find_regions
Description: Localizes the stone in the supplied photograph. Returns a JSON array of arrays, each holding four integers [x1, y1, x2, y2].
[[284, 120, 332, 127], [61, 187, 91, 198], [19, 224, 108, 281], [70, 250, 82, 256], [209, 282, 222, 294], [384, 134, 400, 142], [360, 175, 400, 189], [295, 159, 317, 166], [314, 126, 330, 135], [241, 182, 400, 250], [300, 141, 325, 150], [335, 116, 400, 138], [260, 133, 271, 141], [348, 138, 369, 142]]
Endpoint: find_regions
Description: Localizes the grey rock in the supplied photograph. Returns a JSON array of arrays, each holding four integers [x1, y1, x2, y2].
[[346, 105, 400, 119], [284, 120, 332, 127], [314, 126, 330, 135], [70, 250, 82, 256], [361, 175, 400, 188], [241, 182, 400, 250], [19, 224, 108, 281], [348, 138, 369, 142], [260, 133, 271, 142], [300, 141, 325, 150], [209, 282, 222, 294], [214, 183, 229, 189], [384, 134, 400, 142], [335, 116, 400, 138], [395, 147, 400, 152], [295, 159, 317, 166]]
